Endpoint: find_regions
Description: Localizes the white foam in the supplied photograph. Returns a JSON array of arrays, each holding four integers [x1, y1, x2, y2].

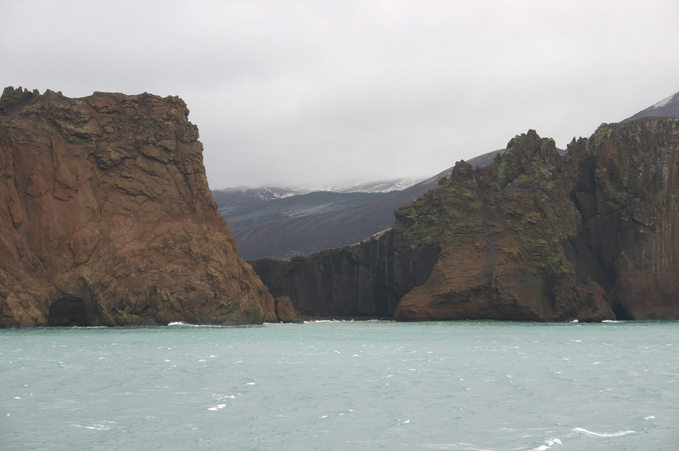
[[421, 442, 490, 450], [529, 438, 563, 451], [572, 427, 636, 438], [73, 420, 116, 431]]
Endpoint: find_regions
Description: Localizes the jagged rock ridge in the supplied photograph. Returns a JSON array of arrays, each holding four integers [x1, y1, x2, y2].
[[0, 87, 277, 326], [254, 118, 679, 321]]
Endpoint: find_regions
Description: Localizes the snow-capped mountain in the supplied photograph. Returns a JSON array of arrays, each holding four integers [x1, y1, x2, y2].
[[626, 91, 679, 121], [214, 89, 679, 260]]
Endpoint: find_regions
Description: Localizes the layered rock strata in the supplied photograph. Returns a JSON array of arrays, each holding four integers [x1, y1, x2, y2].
[[252, 230, 438, 318], [255, 119, 679, 321], [0, 87, 276, 326]]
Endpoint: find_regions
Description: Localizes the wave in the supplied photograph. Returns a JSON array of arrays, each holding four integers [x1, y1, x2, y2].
[[572, 427, 636, 438], [165, 321, 258, 328], [529, 438, 562, 451]]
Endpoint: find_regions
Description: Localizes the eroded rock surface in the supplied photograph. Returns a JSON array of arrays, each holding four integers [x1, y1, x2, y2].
[[394, 131, 613, 321], [253, 230, 437, 318], [256, 119, 679, 321], [274, 296, 302, 323], [0, 87, 276, 326]]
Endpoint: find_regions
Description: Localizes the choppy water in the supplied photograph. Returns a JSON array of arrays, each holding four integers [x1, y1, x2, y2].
[[1, 321, 678, 450]]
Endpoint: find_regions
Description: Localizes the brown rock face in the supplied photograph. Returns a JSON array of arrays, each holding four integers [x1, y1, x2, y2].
[[274, 296, 301, 323], [256, 119, 679, 321], [395, 121, 679, 321], [575, 120, 679, 319], [394, 131, 613, 321], [0, 87, 276, 326]]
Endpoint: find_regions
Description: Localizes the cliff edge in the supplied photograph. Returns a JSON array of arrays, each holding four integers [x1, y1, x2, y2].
[[0, 87, 276, 326], [255, 119, 679, 321]]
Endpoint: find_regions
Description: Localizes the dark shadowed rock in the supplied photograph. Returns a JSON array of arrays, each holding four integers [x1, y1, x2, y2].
[[252, 230, 438, 318], [255, 119, 679, 321], [0, 87, 276, 326], [575, 119, 679, 319]]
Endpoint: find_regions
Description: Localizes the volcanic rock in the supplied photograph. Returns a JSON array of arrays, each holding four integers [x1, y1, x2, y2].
[[0, 87, 276, 326], [274, 296, 301, 323], [574, 119, 679, 319], [252, 230, 438, 318], [255, 119, 679, 321], [393, 131, 613, 321]]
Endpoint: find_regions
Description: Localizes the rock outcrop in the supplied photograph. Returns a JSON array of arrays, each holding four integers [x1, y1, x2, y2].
[[572, 119, 679, 319], [393, 131, 613, 321], [252, 230, 438, 318], [274, 296, 301, 323], [0, 87, 277, 326], [255, 119, 679, 321]]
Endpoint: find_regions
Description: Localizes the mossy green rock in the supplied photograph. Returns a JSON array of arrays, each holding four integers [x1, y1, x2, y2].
[[256, 119, 679, 321]]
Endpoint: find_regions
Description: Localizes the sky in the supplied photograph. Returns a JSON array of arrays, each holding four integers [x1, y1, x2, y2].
[[2, 1, 679, 190]]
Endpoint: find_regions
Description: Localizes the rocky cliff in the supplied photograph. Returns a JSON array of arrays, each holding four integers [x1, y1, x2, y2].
[[252, 230, 438, 318], [255, 118, 679, 321], [0, 87, 277, 326]]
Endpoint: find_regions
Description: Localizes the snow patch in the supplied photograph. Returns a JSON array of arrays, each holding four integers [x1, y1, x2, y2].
[[653, 94, 676, 109]]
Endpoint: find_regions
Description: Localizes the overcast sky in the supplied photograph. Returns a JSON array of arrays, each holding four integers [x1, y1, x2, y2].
[[2, 1, 678, 190]]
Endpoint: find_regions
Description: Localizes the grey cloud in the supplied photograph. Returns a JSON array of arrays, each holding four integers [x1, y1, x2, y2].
[[2, 0, 679, 189]]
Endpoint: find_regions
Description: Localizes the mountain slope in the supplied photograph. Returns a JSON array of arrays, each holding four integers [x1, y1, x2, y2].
[[626, 91, 679, 121], [215, 149, 505, 259]]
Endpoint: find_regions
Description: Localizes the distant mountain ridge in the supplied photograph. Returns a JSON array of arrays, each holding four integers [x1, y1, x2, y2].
[[626, 91, 679, 120], [215, 89, 679, 260], [213, 149, 504, 259]]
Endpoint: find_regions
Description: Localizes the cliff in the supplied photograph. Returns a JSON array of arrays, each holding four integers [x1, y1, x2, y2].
[[255, 118, 679, 321], [252, 230, 438, 317], [572, 119, 679, 319], [0, 87, 277, 326], [393, 131, 613, 321]]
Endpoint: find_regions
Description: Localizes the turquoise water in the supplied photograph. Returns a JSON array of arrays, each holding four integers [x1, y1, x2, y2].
[[1, 321, 678, 450]]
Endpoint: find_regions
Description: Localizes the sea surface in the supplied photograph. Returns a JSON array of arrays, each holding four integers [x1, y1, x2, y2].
[[1, 320, 677, 450]]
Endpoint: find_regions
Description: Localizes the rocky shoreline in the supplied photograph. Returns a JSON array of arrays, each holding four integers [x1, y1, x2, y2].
[[2, 86, 678, 326]]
